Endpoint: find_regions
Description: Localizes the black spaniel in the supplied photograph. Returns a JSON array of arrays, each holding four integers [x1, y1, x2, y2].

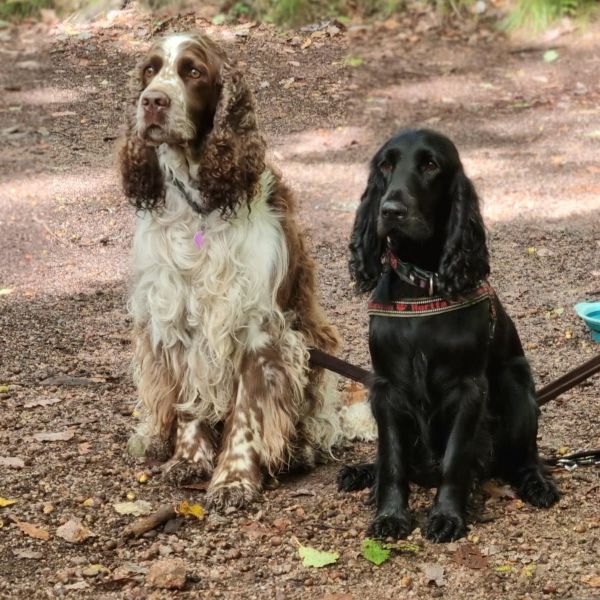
[[339, 129, 559, 543]]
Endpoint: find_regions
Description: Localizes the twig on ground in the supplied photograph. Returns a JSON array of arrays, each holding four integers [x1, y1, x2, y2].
[[124, 504, 176, 537]]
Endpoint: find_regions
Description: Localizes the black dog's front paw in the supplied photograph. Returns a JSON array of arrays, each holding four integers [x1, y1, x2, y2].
[[518, 470, 560, 508], [337, 463, 376, 492], [425, 508, 467, 543], [368, 512, 413, 540]]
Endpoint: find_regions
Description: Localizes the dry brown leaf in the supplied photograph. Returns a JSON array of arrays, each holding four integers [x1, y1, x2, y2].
[[78, 442, 91, 455], [16, 521, 50, 540], [0, 457, 25, 469], [422, 563, 445, 587], [32, 431, 75, 442], [56, 518, 94, 543], [581, 575, 600, 588], [453, 543, 488, 570], [23, 397, 63, 408], [482, 481, 517, 500]]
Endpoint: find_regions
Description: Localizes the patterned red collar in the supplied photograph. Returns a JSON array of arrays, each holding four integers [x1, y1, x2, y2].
[[368, 281, 495, 319]]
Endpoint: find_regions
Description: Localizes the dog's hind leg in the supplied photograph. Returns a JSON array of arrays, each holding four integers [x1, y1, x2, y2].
[[490, 357, 559, 508], [338, 463, 376, 492]]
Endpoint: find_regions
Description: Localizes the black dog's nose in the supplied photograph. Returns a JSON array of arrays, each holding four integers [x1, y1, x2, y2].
[[381, 201, 408, 220], [142, 91, 170, 112]]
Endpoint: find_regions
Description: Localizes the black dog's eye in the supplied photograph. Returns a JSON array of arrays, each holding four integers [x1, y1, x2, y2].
[[379, 160, 393, 174], [421, 159, 439, 174]]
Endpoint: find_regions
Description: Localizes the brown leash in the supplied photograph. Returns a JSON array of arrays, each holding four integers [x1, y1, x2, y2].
[[309, 348, 600, 406]]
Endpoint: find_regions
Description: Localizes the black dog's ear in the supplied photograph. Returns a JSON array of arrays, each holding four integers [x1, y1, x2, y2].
[[349, 168, 386, 293], [438, 171, 489, 296]]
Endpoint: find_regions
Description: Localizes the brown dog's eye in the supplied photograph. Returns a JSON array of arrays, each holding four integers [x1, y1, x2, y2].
[[144, 66, 155, 77], [379, 161, 392, 174], [421, 159, 438, 174], [189, 67, 207, 79]]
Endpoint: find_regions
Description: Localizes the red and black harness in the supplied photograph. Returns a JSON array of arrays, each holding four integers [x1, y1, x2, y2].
[[368, 251, 497, 337]]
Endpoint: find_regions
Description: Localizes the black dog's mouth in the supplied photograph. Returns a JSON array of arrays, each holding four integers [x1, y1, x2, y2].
[[377, 214, 432, 241]]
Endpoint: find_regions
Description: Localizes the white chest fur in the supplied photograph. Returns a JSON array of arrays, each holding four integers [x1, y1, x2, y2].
[[129, 154, 289, 422]]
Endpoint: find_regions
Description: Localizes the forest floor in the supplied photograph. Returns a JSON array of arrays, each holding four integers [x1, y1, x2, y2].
[[0, 3, 599, 599]]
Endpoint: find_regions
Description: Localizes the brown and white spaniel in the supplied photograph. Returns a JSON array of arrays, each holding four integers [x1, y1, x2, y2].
[[119, 32, 373, 510]]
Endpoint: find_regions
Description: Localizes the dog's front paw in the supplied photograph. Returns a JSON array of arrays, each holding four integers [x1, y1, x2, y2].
[[337, 463, 376, 492], [518, 471, 560, 508], [162, 459, 212, 487], [368, 512, 413, 540], [205, 481, 259, 511], [425, 508, 467, 543]]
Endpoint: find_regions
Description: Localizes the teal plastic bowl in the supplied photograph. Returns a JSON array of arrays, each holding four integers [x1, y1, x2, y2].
[[575, 302, 600, 342]]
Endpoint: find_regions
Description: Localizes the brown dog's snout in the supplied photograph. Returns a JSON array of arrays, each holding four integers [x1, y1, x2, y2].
[[141, 90, 171, 113]]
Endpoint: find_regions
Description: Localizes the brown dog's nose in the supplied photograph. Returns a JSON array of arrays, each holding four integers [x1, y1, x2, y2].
[[142, 90, 170, 112]]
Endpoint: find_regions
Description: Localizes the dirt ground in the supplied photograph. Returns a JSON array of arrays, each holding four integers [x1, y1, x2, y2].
[[0, 4, 599, 599]]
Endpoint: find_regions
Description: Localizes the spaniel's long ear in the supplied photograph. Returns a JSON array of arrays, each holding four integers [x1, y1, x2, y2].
[[349, 169, 386, 293], [196, 63, 266, 216], [118, 127, 165, 212], [118, 68, 165, 212], [438, 171, 489, 296]]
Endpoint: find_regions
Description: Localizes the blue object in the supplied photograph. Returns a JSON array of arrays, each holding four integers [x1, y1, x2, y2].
[[575, 302, 600, 342]]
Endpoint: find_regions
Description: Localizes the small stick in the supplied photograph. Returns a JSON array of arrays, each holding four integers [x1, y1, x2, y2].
[[124, 505, 176, 538]]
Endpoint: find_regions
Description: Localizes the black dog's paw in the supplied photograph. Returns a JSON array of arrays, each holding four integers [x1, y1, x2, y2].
[[425, 509, 467, 543], [518, 471, 560, 508], [368, 512, 413, 540], [337, 463, 376, 492]]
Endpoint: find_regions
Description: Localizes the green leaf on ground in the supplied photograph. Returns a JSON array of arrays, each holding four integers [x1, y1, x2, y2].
[[298, 544, 339, 568], [543, 49, 559, 62], [361, 538, 391, 565], [344, 56, 364, 67]]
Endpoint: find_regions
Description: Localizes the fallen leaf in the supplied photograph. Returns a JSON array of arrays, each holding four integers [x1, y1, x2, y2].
[[393, 542, 420, 554], [301, 37, 312, 49], [81, 564, 108, 577], [0, 385, 9, 393], [24, 397, 63, 408], [581, 575, 600, 588], [13, 549, 43, 559], [176, 500, 205, 520], [113, 500, 153, 516], [297, 543, 339, 568], [78, 442, 91, 455], [16, 521, 50, 540], [543, 49, 559, 62], [453, 543, 488, 570], [0, 457, 25, 469], [361, 538, 390, 566], [0, 497, 17, 507], [344, 56, 364, 67], [495, 564, 513, 572], [56, 519, 94, 543], [0, 289, 13, 296], [422, 563, 445, 587], [32, 431, 75, 442], [482, 481, 517, 499], [136, 472, 150, 484], [521, 564, 536, 578]]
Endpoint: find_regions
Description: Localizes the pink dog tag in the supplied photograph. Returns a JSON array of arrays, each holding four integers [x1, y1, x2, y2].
[[193, 230, 204, 248]]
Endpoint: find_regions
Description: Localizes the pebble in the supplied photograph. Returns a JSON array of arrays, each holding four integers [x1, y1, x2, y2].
[[147, 558, 187, 590]]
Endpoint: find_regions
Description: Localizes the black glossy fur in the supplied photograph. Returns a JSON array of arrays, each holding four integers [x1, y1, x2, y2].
[[340, 129, 559, 543]]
